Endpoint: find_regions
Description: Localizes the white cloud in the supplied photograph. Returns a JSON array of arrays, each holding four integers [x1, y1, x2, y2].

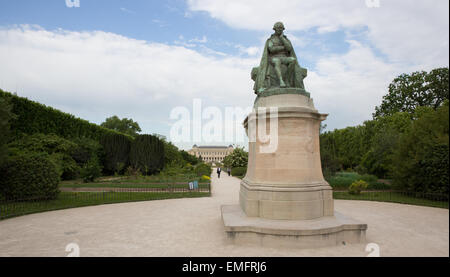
[[120, 7, 135, 14], [0, 25, 256, 149], [189, 35, 208, 43], [307, 40, 405, 130], [187, 0, 449, 68]]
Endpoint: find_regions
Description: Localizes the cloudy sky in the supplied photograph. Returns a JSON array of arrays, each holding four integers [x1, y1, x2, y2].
[[0, 0, 448, 150]]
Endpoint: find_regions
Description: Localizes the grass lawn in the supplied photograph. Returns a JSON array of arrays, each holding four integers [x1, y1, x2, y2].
[[0, 191, 210, 220], [334, 191, 449, 209]]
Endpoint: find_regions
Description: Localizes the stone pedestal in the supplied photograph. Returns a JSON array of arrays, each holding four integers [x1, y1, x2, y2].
[[222, 89, 367, 248]]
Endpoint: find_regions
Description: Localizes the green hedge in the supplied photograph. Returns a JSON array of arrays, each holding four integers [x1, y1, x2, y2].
[[129, 135, 165, 175], [100, 133, 132, 174], [231, 167, 247, 177], [194, 163, 212, 177], [0, 89, 132, 142], [0, 152, 60, 201]]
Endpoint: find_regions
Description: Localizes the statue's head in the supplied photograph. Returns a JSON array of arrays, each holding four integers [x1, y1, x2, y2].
[[273, 22, 285, 35]]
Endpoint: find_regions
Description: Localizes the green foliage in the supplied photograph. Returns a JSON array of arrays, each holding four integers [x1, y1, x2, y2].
[[180, 150, 200, 165], [374, 67, 449, 119], [0, 152, 60, 201], [194, 163, 212, 177], [101, 115, 142, 137], [129, 135, 165, 175], [163, 141, 184, 167], [224, 147, 248, 168], [100, 133, 132, 174], [124, 166, 142, 179], [71, 137, 104, 166], [48, 152, 81, 180], [348, 180, 369, 195], [80, 156, 103, 183], [392, 102, 449, 194], [326, 172, 383, 190], [7, 133, 82, 180], [0, 95, 16, 166], [0, 89, 132, 143], [231, 167, 247, 177]]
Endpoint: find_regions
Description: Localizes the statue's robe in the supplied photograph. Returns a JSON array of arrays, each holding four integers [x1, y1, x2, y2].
[[253, 34, 307, 94]]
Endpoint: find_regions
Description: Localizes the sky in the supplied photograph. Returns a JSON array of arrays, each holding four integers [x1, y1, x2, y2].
[[0, 0, 448, 150]]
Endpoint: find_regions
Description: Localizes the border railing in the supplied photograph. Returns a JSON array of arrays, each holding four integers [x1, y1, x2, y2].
[[333, 190, 449, 209], [0, 182, 211, 220]]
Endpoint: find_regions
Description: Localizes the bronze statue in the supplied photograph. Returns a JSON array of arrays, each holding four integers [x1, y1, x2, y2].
[[252, 22, 307, 94]]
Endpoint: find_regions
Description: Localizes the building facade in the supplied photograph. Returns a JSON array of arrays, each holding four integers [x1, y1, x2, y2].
[[188, 145, 234, 163]]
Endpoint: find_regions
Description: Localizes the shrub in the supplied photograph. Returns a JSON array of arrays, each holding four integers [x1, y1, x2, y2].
[[201, 175, 211, 181], [194, 163, 212, 177], [231, 167, 247, 177], [125, 166, 141, 179], [348, 180, 369, 195], [0, 152, 60, 201], [49, 152, 81, 180], [129, 135, 165, 175], [360, 174, 378, 184], [7, 133, 84, 180], [71, 137, 104, 166], [80, 156, 103, 183]]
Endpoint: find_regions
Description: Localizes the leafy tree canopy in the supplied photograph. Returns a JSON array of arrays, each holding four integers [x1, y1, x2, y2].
[[224, 147, 248, 168], [374, 67, 449, 119], [101, 115, 142, 137]]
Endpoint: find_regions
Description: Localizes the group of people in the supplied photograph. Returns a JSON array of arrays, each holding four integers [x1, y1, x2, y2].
[[216, 167, 231, 178]]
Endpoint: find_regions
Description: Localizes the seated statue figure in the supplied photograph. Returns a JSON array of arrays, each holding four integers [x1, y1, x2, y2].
[[252, 22, 307, 94]]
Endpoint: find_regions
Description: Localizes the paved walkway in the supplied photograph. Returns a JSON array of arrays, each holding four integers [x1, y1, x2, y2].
[[0, 171, 448, 257]]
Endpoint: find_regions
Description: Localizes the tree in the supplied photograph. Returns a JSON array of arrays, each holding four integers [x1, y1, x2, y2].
[[373, 67, 449, 119], [180, 150, 200, 165], [0, 95, 16, 165], [392, 101, 449, 194], [224, 147, 248, 168], [162, 140, 183, 167], [101, 115, 142, 137]]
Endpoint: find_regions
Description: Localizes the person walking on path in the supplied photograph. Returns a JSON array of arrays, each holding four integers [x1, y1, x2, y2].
[[227, 167, 231, 176], [217, 167, 222, 179]]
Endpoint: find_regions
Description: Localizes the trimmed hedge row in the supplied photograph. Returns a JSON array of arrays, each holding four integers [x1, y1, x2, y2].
[[129, 135, 165, 175], [0, 89, 134, 176], [0, 89, 132, 142], [231, 167, 247, 177]]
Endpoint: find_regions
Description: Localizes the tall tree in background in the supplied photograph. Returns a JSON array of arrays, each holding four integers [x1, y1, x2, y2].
[[101, 115, 142, 137], [373, 67, 449, 119], [392, 101, 449, 194]]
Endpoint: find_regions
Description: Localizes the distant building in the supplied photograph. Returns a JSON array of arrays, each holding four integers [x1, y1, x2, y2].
[[188, 145, 234, 163]]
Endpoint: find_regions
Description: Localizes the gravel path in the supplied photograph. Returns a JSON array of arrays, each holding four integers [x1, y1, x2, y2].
[[0, 172, 448, 257]]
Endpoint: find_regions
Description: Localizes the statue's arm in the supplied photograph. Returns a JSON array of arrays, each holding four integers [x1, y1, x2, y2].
[[280, 36, 293, 52], [268, 40, 285, 54]]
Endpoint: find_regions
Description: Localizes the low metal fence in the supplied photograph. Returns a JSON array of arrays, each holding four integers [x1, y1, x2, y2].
[[333, 190, 449, 209], [0, 182, 211, 220]]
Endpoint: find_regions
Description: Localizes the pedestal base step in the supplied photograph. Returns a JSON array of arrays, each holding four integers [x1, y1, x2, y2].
[[221, 205, 367, 249]]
